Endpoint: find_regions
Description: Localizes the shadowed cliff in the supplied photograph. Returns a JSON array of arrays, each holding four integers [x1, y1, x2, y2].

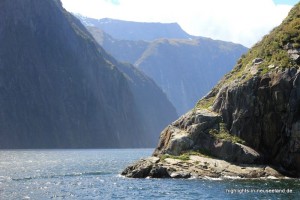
[[0, 0, 177, 148]]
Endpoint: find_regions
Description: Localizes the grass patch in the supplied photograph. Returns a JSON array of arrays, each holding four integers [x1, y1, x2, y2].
[[230, 3, 300, 79], [209, 123, 245, 144], [192, 3, 300, 113], [160, 153, 190, 161], [160, 150, 214, 161], [196, 96, 215, 110], [192, 149, 214, 158]]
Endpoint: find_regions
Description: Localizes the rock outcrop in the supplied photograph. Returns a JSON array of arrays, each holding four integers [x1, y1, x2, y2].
[[122, 2, 300, 178], [122, 156, 284, 179], [153, 109, 262, 165]]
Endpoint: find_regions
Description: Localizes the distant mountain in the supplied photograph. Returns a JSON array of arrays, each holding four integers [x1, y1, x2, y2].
[[85, 25, 248, 114], [135, 38, 247, 114], [0, 0, 177, 148], [87, 27, 149, 64], [77, 15, 193, 41]]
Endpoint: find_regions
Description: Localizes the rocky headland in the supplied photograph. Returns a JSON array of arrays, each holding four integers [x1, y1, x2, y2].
[[122, 109, 286, 179], [122, 2, 300, 179]]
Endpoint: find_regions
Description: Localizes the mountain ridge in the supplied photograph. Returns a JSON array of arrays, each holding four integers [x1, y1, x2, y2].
[[77, 15, 193, 41]]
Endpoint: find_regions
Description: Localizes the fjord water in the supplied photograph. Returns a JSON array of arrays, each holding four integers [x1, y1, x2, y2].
[[0, 149, 299, 199]]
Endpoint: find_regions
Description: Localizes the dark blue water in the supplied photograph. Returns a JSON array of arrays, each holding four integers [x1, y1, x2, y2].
[[0, 149, 299, 199]]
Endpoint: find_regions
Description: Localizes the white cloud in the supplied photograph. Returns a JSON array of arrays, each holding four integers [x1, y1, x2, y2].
[[61, 0, 292, 47]]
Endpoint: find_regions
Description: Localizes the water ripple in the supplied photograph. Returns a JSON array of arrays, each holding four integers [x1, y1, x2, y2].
[[11, 171, 110, 182], [0, 149, 299, 200]]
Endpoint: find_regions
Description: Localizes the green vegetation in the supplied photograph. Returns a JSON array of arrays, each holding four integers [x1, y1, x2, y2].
[[194, 3, 300, 110], [160, 153, 190, 161], [209, 123, 245, 144], [234, 2, 300, 75], [194, 149, 214, 158], [160, 150, 214, 161], [196, 96, 215, 110]]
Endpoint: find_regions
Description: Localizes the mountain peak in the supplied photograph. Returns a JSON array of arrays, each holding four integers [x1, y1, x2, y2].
[[97, 17, 179, 26], [75, 15, 192, 41]]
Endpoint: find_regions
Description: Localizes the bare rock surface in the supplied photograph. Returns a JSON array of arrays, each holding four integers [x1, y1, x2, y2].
[[122, 156, 284, 179]]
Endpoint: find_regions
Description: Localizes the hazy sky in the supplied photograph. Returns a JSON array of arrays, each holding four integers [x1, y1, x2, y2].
[[61, 0, 298, 47]]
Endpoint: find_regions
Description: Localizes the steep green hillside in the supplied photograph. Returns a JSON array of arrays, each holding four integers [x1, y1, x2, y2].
[[197, 2, 300, 109]]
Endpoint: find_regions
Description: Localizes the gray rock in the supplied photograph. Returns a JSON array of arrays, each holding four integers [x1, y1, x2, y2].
[[284, 43, 293, 50], [121, 156, 285, 179], [121, 158, 154, 178], [211, 141, 262, 164], [170, 172, 191, 178], [287, 47, 300, 64], [154, 108, 261, 164], [149, 166, 170, 178], [212, 68, 300, 176], [290, 54, 300, 63], [252, 58, 264, 65]]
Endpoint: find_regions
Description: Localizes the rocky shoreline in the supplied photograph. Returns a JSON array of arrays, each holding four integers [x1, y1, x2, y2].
[[121, 104, 298, 179], [121, 155, 285, 179]]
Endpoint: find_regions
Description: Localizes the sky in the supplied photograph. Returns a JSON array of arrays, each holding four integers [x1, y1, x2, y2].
[[61, 0, 298, 47]]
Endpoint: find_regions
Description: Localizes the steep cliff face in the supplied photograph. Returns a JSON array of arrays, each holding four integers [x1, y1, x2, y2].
[[108, 61, 178, 147], [0, 0, 175, 148], [211, 68, 300, 165], [152, 2, 300, 177]]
